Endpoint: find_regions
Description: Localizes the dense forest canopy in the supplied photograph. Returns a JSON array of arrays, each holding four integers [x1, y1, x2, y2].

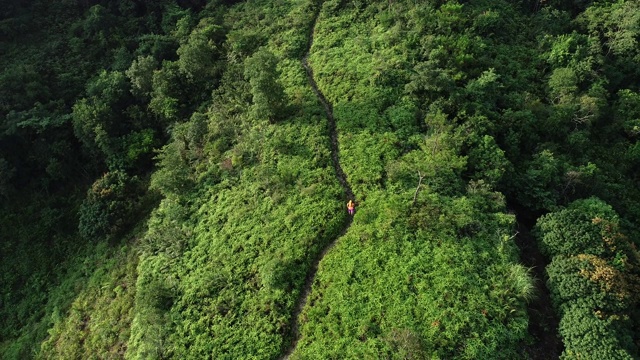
[[1, 0, 639, 358]]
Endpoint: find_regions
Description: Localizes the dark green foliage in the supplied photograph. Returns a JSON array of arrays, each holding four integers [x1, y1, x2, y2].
[[536, 197, 616, 257], [559, 304, 637, 360], [1, 0, 212, 357], [149, 61, 185, 123], [514, 149, 567, 211], [616, 90, 640, 137], [72, 71, 129, 159], [226, 30, 266, 61], [177, 20, 225, 80], [536, 199, 640, 359], [78, 171, 142, 240], [0, 157, 15, 199], [122, 128, 156, 168]]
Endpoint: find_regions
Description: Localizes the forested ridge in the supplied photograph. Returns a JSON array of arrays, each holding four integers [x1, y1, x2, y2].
[[1, 0, 640, 359]]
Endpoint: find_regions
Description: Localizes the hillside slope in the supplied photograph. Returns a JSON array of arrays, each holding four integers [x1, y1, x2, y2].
[[2, 0, 640, 359]]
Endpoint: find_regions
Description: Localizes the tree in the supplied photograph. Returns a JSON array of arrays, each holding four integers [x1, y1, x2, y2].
[[72, 70, 130, 166], [126, 56, 157, 98], [244, 49, 286, 122], [176, 21, 224, 80], [466, 134, 509, 187], [579, 2, 640, 58], [515, 149, 566, 211], [615, 89, 640, 138], [388, 109, 467, 197], [548, 67, 578, 104], [149, 61, 186, 124]]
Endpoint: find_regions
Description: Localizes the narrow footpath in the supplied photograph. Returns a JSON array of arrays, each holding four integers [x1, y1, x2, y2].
[[513, 208, 562, 359], [279, 4, 355, 359]]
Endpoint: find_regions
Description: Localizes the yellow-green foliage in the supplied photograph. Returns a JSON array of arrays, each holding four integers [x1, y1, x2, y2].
[[126, 3, 348, 358], [293, 190, 531, 359], [129, 104, 344, 358], [285, 1, 534, 358], [126, 1, 536, 357], [39, 243, 138, 359]]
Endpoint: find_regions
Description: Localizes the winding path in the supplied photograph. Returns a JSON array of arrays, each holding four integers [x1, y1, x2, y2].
[[280, 4, 355, 359]]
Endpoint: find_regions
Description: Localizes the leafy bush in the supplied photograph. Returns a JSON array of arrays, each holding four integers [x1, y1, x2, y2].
[[78, 171, 142, 240], [536, 198, 640, 359], [559, 304, 636, 360], [546, 255, 629, 314], [535, 197, 617, 258]]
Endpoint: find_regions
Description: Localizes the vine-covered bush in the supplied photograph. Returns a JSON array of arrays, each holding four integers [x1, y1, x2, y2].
[[536, 198, 640, 359], [78, 170, 142, 240], [535, 197, 617, 258], [546, 255, 629, 314], [559, 304, 636, 360]]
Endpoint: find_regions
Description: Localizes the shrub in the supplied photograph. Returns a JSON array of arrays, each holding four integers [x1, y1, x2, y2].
[[546, 255, 628, 314], [537, 198, 640, 359], [78, 171, 141, 240], [559, 304, 636, 360], [535, 197, 617, 258]]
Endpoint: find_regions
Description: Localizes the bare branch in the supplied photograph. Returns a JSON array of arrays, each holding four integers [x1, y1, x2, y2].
[[412, 171, 425, 205]]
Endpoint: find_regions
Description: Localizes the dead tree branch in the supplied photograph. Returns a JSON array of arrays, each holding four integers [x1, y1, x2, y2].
[[412, 171, 425, 205]]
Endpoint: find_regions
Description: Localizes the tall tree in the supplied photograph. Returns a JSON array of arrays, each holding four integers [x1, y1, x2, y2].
[[244, 49, 286, 123]]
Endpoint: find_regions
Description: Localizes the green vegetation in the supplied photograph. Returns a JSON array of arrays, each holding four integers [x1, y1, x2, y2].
[[1, 0, 640, 359], [536, 198, 640, 358]]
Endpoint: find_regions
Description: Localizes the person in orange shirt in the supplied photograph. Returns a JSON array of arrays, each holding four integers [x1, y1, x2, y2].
[[347, 200, 355, 215]]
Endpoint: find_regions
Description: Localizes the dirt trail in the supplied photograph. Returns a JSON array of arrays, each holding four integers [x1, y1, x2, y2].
[[513, 208, 562, 359], [279, 4, 355, 359]]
